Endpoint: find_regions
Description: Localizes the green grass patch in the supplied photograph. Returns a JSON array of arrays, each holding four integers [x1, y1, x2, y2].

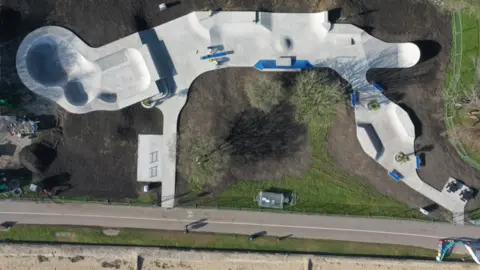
[[212, 71, 423, 219], [445, 12, 480, 167], [0, 224, 440, 258], [214, 110, 424, 219]]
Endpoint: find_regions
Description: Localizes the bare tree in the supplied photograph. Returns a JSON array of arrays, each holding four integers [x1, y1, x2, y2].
[[245, 73, 287, 113]]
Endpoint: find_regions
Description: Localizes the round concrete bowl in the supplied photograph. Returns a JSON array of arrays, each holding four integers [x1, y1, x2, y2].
[[18, 29, 100, 108], [64, 80, 89, 106], [25, 36, 71, 87]]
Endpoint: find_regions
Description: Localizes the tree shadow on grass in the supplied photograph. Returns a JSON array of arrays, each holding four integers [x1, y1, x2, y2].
[[224, 104, 308, 181]]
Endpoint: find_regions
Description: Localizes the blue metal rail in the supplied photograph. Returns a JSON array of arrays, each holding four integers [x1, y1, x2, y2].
[[388, 170, 403, 182], [351, 92, 357, 107], [200, 50, 234, 60]]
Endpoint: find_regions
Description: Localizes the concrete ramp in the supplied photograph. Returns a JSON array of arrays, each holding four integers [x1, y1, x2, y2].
[[365, 41, 420, 68]]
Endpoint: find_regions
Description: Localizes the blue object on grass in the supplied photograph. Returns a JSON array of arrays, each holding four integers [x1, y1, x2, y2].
[[371, 82, 384, 92], [253, 59, 313, 71], [388, 170, 403, 182], [416, 156, 421, 168]]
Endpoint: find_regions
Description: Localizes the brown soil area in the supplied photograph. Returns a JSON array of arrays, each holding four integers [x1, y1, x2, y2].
[[42, 104, 163, 198], [177, 69, 312, 194]]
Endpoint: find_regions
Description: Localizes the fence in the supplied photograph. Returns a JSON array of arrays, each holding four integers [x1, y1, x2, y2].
[[444, 12, 480, 169]]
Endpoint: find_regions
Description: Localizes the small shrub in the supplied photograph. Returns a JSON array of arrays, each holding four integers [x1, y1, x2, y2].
[[291, 70, 344, 125], [245, 73, 287, 113], [177, 135, 229, 190], [368, 100, 380, 111], [395, 152, 410, 163]]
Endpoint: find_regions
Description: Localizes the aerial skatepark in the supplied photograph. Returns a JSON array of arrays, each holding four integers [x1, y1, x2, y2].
[[15, 10, 474, 222]]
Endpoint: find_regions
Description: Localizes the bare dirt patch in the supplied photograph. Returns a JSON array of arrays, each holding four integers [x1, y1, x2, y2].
[[41, 104, 163, 199]]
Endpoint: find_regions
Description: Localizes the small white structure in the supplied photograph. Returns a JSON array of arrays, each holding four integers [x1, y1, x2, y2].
[[276, 57, 292, 67], [137, 135, 163, 183], [159, 3, 167, 11], [419, 208, 429, 216]]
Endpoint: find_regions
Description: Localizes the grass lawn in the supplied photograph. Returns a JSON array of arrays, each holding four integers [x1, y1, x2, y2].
[[0, 224, 441, 259], [446, 12, 480, 166], [214, 115, 424, 219]]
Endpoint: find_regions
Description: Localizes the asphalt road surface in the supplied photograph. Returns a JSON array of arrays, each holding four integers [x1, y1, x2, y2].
[[0, 201, 478, 251]]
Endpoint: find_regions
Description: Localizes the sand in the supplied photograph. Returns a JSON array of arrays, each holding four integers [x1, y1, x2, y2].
[[0, 244, 476, 270]]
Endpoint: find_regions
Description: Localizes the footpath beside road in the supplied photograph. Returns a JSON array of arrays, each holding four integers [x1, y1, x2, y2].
[[0, 201, 478, 251]]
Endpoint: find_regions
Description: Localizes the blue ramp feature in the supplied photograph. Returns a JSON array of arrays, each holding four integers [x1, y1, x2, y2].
[[388, 170, 403, 182], [371, 82, 384, 92], [254, 59, 313, 71], [351, 92, 357, 107], [416, 156, 421, 168]]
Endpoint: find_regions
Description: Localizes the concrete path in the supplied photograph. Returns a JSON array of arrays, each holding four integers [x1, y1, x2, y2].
[[0, 201, 478, 252]]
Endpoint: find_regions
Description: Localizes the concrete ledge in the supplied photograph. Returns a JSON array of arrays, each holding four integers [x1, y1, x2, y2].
[[356, 123, 384, 161]]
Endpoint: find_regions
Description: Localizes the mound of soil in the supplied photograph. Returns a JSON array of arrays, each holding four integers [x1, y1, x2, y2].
[[19, 143, 56, 174]]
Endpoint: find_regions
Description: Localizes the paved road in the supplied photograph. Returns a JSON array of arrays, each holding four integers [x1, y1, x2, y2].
[[0, 201, 478, 251]]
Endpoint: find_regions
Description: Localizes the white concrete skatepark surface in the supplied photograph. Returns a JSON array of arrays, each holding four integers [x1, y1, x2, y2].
[[16, 11, 472, 216], [137, 135, 163, 183]]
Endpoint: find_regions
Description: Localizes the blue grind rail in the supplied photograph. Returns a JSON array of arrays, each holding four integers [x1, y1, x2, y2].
[[416, 156, 421, 169], [371, 82, 384, 92], [351, 92, 357, 107], [388, 170, 403, 182], [200, 51, 229, 60]]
